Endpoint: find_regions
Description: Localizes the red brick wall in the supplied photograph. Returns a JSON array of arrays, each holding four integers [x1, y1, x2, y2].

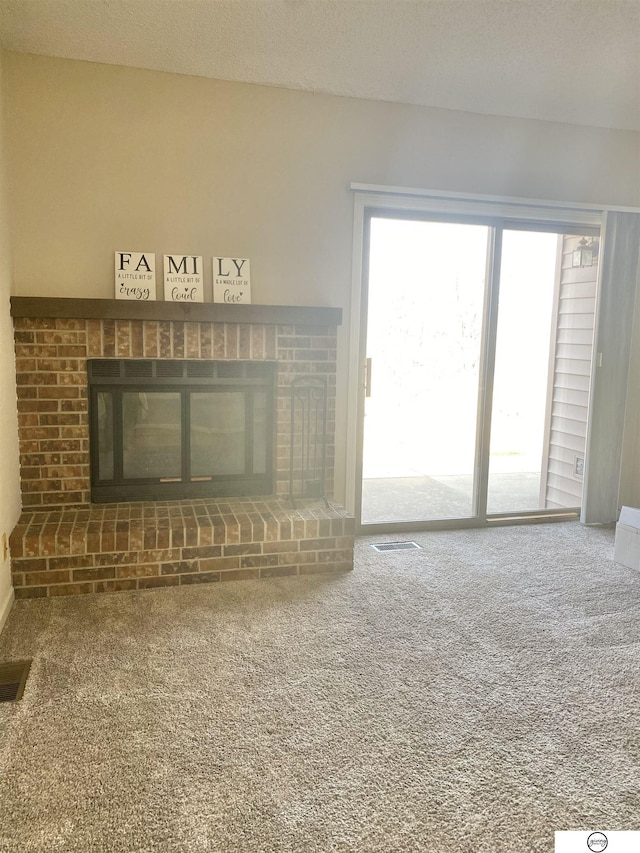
[[10, 498, 354, 598], [13, 317, 337, 508]]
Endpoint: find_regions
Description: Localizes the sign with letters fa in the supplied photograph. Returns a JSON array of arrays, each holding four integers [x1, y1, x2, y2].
[[163, 255, 204, 303], [115, 252, 156, 301], [213, 257, 251, 304]]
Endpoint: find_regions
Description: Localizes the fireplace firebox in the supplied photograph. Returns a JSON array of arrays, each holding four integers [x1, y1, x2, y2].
[[88, 359, 275, 502]]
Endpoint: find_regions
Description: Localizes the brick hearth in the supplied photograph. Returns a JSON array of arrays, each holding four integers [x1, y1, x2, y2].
[[9, 299, 353, 598], [10, 497, 354, 598]]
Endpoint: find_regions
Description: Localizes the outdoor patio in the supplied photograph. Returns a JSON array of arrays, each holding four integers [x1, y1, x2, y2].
[[361, 472, 545, 524]]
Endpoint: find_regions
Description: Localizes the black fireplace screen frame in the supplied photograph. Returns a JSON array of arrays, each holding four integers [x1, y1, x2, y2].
[[88, 359, 275, 503]]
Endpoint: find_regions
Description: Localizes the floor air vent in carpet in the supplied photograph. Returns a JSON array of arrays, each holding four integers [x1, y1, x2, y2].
[[371, 541, 421, 552], [0, 660, 32, 703]]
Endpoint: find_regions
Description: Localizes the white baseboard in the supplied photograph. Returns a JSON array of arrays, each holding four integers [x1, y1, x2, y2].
[[0, 584, 15, 636]]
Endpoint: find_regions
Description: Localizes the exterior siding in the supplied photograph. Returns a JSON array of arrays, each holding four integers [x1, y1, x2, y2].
[[542, 235, 597, 509]]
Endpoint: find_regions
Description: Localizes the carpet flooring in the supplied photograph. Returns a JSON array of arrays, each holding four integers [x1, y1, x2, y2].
[[0, 522, 638, 852]]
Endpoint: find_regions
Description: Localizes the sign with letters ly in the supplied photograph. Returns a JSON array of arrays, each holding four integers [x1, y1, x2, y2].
[[163, 255, 204, 303], [115, 252, 156, 301], [213, 257, 251, 304]]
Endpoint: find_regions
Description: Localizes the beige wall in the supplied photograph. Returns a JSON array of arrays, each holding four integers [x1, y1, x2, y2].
[[5, 52, 640, 506], [0, 52, 21, 627]]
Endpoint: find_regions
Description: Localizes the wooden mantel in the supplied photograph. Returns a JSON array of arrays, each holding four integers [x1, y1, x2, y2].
[[10, 296, 342, 327]]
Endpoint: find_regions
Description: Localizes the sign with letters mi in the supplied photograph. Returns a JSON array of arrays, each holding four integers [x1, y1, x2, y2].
[[163, 255, 204, 302], [115, 252, 156, 301], [213, 257, 251, 304]]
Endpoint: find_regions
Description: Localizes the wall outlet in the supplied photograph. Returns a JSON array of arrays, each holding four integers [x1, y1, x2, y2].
[[575, 456, 584, 477]]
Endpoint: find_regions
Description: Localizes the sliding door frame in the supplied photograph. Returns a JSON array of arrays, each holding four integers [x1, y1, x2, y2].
[[347, 185, 622, 534], [354, 208, 503, 533]]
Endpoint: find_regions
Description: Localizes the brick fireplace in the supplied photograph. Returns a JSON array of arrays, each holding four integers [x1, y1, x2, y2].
[[9, 298, 354, 598]]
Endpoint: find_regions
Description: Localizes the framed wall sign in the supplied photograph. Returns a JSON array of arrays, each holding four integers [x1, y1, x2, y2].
[[213, 257, 251, 304], [163, 255, 204, 302], [115, 252, 156, 301]]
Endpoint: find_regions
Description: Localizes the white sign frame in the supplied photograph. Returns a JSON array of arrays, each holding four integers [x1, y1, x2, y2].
[[115, 252, 156, 301], [163, 255, 204, 303], [213, 257, 251, 304]]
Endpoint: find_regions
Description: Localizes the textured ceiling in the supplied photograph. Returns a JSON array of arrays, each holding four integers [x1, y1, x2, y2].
[[0, 0, 638, 130]]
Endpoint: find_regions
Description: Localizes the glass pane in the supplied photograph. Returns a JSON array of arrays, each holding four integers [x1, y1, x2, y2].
[[252, 391, 267, 474], [122, 392, 182, 479], [361, 218, 488, 523], [190, 392, 245, 476], [487, 231, 596, 513], [96, 391, 114, 480]]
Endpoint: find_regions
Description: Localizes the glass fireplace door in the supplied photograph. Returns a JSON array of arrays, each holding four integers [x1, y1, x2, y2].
[[89, 359, 274, 502], [191, 391, 246, 477], [122, 392, 182, 480]]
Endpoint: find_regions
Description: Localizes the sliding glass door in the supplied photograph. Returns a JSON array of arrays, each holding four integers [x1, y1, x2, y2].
[[361, 217, 489, 523], [488, 229, 598, 514], [358, 213, 599, 530]]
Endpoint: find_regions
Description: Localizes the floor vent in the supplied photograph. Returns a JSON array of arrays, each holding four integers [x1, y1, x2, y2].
[[0, 660, 32, 703], [371, 541, 422, 552]]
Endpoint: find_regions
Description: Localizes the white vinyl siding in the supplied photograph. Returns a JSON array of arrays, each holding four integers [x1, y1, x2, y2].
[[542, 235, 597, 508]]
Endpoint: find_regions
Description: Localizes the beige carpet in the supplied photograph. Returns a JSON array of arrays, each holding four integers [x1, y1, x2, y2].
[[0, 522, 638, 852]]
